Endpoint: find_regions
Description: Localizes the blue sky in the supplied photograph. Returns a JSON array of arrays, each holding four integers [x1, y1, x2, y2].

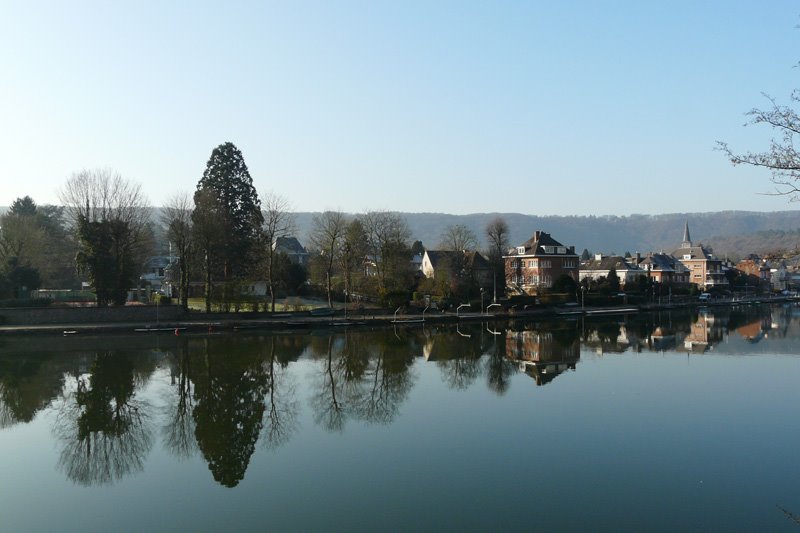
[[1, 1, 799, 215]]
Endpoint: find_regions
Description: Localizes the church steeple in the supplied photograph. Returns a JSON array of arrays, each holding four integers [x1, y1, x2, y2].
[[681, 220, 692, 248]]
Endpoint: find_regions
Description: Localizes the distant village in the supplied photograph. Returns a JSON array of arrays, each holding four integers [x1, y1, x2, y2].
[[128, 219, 797, 311], [1, 141, 798, 310]]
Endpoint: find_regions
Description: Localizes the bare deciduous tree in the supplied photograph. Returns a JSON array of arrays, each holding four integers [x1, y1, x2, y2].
[[718, 91, 800, 199], [60, 169, 150, 231], [261, 192, 295, 312], [310, 210, 347, 308], [359, 211, 411, 294], [485, 217, 510, 301], [0, 212, 45, 265], [162, 192, 193, 310], [59, 169, 151, 306], [439, 223, 478, 252], [338, 219, 368, 312]]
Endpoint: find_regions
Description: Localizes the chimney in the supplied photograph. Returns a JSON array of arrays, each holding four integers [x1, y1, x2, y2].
[[595, 253, 603, 261]]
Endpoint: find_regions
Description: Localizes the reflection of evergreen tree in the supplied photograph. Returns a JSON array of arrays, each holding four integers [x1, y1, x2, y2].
[[191, 339, 268, 488], [55, 352, 153, 486]]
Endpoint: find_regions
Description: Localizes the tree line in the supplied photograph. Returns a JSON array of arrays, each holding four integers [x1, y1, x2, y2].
[[0, 141, 511, 310]]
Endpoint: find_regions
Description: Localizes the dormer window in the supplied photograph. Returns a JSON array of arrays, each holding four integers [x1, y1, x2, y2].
[[557, 247, 566, 254], [517, 247, 525, 254]]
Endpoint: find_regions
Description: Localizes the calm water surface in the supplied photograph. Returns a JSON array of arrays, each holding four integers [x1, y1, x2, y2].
[[1, 304, 800, 531]]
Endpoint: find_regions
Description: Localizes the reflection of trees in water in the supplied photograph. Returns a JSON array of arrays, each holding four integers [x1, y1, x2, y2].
[[312, 335, 346, 432], [422, 325, 487, 390], [355, 335, 414, 424], [161, 339, 197, 459], [261, 336, 299, 450], [485, 333, 514, 395], [190, 338, 268, 488], [54, 352, 153, 486], [0, 354, 69, 428], [437, 352, 482, 390], [311, 332, 415, 432]]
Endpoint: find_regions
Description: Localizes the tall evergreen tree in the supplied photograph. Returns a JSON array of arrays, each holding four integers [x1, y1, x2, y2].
[[193, 143, 263, 288]]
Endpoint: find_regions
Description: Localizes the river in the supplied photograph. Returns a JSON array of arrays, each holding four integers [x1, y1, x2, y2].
[[1, 304, 799, 531]]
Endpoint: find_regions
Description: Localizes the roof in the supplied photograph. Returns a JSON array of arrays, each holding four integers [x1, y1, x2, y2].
[[674, 221, 718, 261], [425, 250, 491, 271], [464, 251, 491, 270], [425, 250, 462, 269], [581, 255, 642, 272], [505, 231, 576, 257], [274, 236, 308, 254], [638, 253, 688, 273], [671, 244, 717, 261]]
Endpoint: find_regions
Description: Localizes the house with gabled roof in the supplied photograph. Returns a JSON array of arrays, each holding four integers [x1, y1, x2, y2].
[[504, 231, 579, 295], [672, 221, 728, 289], [637, 252, 690, 285], [579, 254, 645, 288], [422, 249, 492, 288], [735, 255, 771, 289], [273, 236, 310, 266], [505, 328, 580, 386]]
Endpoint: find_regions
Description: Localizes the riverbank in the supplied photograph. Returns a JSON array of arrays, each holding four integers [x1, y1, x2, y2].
[[1, 294, 796, 336]]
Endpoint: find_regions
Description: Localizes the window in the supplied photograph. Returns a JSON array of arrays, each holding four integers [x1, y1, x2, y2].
[[557, 247, 566, 254], [517, 247, 525, 254]]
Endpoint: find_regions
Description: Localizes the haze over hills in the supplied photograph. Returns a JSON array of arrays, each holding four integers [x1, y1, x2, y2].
[[292, 210, 800, 259], [4, 206, 800, 260]]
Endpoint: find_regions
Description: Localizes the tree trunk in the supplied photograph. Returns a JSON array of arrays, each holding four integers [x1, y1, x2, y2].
[[204, 253, 212, 313], [326, 270, 332, 308]]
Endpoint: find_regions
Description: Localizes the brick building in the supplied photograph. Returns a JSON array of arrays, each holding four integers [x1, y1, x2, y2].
[[504, 231, 579, 295], [672, 222, 728, 290]]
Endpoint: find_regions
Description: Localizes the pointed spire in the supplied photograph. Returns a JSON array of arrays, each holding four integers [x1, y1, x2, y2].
[[681, 220, 692, 248]]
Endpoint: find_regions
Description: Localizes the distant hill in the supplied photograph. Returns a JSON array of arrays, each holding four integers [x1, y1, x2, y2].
[[5, 205, 799, 258], [292, 210, 800, 257]]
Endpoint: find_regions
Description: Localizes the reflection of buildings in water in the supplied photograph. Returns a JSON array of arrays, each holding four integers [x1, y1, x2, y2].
[[681, 311, 726, 353], [735, 316, 772, 343], [583, 323, 644, 355], [505, 330, 579, 386], [648, 326, 678, 352]]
